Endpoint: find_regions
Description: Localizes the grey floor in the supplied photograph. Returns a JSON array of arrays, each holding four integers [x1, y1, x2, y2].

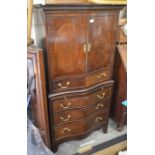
[[55, 119, 127, 155]]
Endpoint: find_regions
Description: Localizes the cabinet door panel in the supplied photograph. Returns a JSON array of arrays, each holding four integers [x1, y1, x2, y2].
[[46, 17, 87, 79], [87, 15, 116, 73]]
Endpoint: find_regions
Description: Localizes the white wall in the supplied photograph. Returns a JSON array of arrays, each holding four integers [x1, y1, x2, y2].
[[32, 0, 45, 44], [33, 0, 45, 4]]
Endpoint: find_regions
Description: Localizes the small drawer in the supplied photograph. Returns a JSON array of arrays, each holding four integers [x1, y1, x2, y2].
[[93, 99, 110, 112], [54, 108, 89, 126], [51, 85, 112, 112], [54, 99, 110, 125], [86, 70, 111, 86], [93, 111, 108, 125], [52, 96, 86, 112], [55, 121, 86, 140], [51, 77, 85, 92], [85, 86, 112, 103], [54, 111, 108, 140]]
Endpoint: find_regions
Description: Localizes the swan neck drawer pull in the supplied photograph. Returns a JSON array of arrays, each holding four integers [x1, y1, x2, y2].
[[97, 73, 106, 79], [60, 102, 71, 109], [95, 117, 103, 123], [97, 92, 106, 99], [95, 103, 104, 110], [60, 115, 71, 122], [61, 127, 71, 134], [60, 97, 71, 109], [58, 81, 70, 89]]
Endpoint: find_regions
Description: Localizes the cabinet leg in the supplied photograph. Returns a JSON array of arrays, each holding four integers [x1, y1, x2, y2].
[[51, 143, 58, 153], [103, 124, 108, 133], [103, 128, 107, 133], [117, 124, 124, 131]]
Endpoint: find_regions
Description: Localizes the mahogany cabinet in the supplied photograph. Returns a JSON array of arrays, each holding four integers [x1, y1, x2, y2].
[[34, 4, 123, 152]]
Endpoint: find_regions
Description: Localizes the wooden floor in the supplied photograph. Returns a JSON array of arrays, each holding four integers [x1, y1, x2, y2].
[[93, 141, 127, 155]]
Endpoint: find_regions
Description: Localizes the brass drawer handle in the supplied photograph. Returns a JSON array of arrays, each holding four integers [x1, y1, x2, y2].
[[95, 103, 104, 110], [60, 115, 71, 122], [58, 81, 70, 89], [97, 73, 106, 79], [95, 117, 103, 123], [97, 92, 106, 99], [61, 127, 71, 134], [60, 102, 71, 109], [60, 97, 71, 109]]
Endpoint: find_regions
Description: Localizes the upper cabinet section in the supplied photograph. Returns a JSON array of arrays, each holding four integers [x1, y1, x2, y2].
[[40, 5, 123, 92]]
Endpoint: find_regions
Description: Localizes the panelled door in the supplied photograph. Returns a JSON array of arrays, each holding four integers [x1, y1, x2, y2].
[[46, 16, 88, 79], [86, 14, 117, 74]]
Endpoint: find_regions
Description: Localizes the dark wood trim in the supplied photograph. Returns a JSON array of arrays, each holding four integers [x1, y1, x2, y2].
[[40, 4, 125, 11], [49, 80, 114, 98], [27, 45, 51, 148]]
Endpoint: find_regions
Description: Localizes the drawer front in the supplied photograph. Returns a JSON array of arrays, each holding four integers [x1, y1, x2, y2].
[[54, 111, 108, 140], [54, 99, 110, 125], [51, 77, 85, 92], [85, 86, 112, 104], [52, 96, 85, 112], [51, 85, 113, 112], [51, 70, 111, 92], [86, 70, 111, 86]]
